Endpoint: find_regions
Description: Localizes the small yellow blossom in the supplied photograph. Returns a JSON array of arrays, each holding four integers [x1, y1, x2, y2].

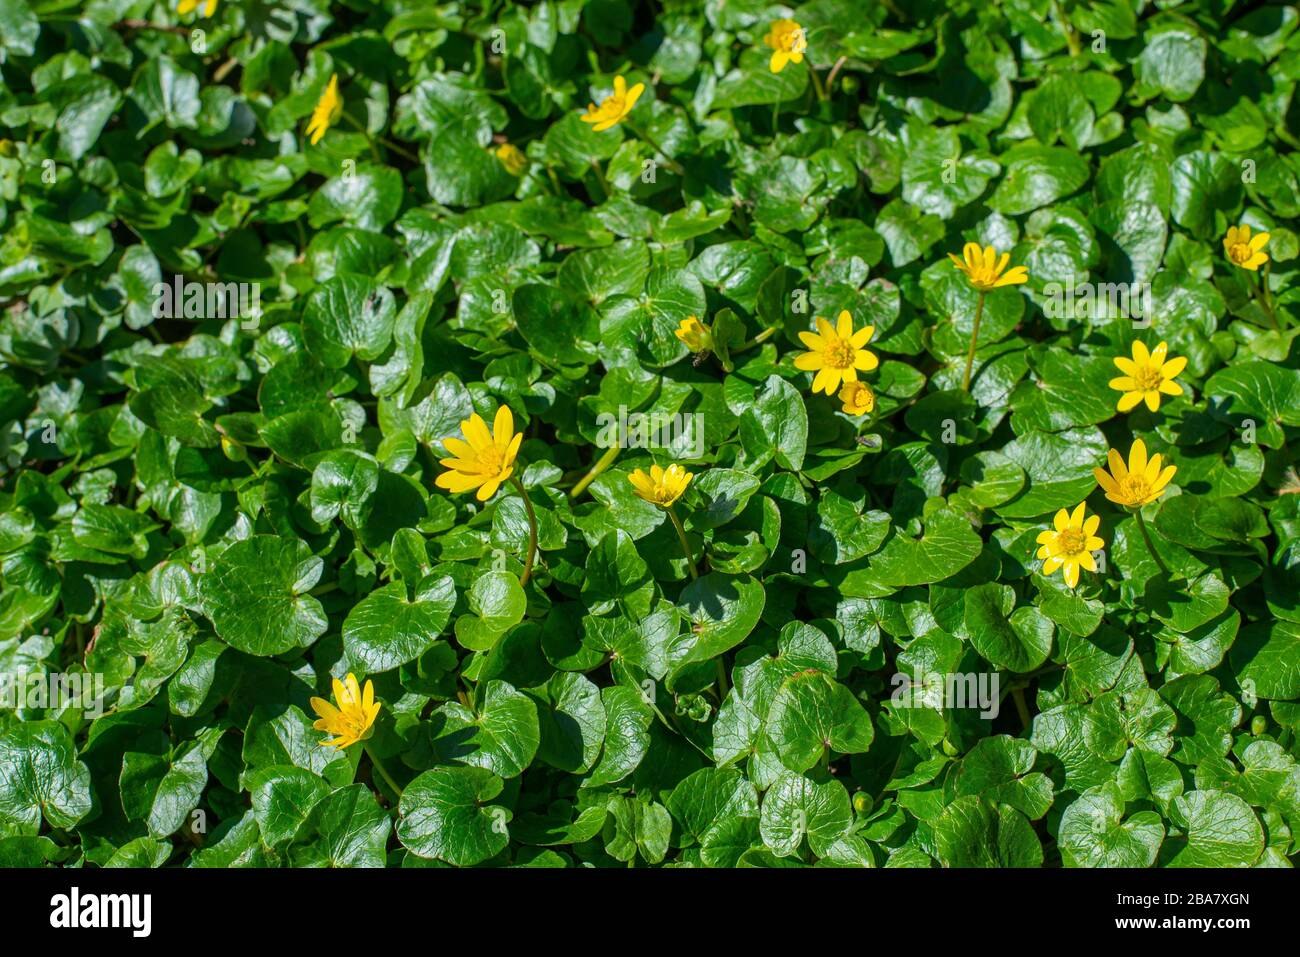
[[764, 19, 807, 74], [436, 406, 523, 502], [948, 243, 1029, 291], [1109, 341, 1187, 413], [177, 0, 218, 15], [794, 310, 878, 396], [1094, 438, 1176, 508], [1036, 502, 1104, 589], [496, 143, 528, 176], [580, 75, 644, 133], [310, 673, 380, 749], [1223, 224, 1270, 271], [839, 381, 875, 416], [629, 463, 693, 508], [675, 316, 713, 353], [306, 74, 343, 146]]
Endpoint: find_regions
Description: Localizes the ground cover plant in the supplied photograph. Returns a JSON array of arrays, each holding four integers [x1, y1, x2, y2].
[[0, 0, 1298, 870]]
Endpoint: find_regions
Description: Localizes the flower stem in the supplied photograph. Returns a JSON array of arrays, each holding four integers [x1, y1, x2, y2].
[[806, 58, 827, 101], [1052, 0, 1081, 56], [510, 475, 539, 587], [1255, 265, 1280, 331], [627, 124, 685, 175], [1133, 508, 1169, 575], [1012, 687, 1031, 730], [666, 505, 698, 579], [570, 444, 621, 499], [364, 744, 402, 799], [961, 290, 986, 392], [735, 326, 777, 353], [589, 158, 611, 199], [341, 111, 381, 163], [825, 56, 847, 98], [715, 657, 729, 700]]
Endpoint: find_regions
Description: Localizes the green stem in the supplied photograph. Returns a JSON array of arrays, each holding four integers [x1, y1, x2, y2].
[[961, 290, 986, 392], [364, 744, 402, 799], [627, 124, 684, 175], [570, 444, 620, 499], [1012, 687, 1031, 730], [1133, 508, 1169, 575], [1255, 265, 1280, 331], [715, 657, 729, 701], [1052, 0, 1080, 56], [590, 159, 611, 199], [341, 111, 381, 163], [735, 327, 776, 353], [666, 505, 699, 579], [825, 57, 847, 99], [806, 58, 827, 101], [511, 475, 539, 587]]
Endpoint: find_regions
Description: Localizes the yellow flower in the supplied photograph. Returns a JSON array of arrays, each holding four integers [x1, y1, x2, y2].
[[1223, 224, 1270, 271], [1094, 438, 1176, 508], [628, 463, 693, 508], [177, 0, 218, 15], [948, 243, 1029, 291], [496, 143, 527, 176], [675, 316, 713, 353], [839, 381, 875, 416], [580, 75, 644, 133], [764, 19, 807, 74], [1109, 341, 1187, 413], [306, 74, 343, 146], [794, 310, 878, 396], [310, 673, 380, 749], [1035, 502, 1104, 589], [436, 406, 523, 502]]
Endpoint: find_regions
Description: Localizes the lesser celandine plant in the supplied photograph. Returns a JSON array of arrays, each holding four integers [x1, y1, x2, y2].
[[3, 0, 1295, 874]]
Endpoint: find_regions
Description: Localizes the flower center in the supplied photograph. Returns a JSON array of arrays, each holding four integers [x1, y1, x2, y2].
[[783, 28, 806, 52], [472, 446, 505, 476], [1119, 476, 1151, 504], [1228, 242, 1252, 265], [1134, 366, 1163, 391], [602, 94, 626, 115], [823, 338, 856, 369], [1055, 529, 1087, 557]]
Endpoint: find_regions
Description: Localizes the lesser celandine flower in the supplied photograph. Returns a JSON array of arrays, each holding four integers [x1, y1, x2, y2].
[[839, 381, 874, 416], [1223, 224, 1270, 271], [675, 316, 713, 353], [1109, 341, 1186, 413], [306, 74, 342, 146], [948, 243, 1028, 392], [949, 243, 1029, 291], [438, 405, 538, 584], [795, 310, 878, 396], [1094, 438, 1176, 508], [629, 464, 698, 578], [1035, 503, 1103, 589], [437, 406, 522, 502], [764, 19, 807, 74], [1095, 438, 1175, 575], [496, 143, 527, 176], [629, 463, 693, 508], [580, 76, 644, 132], [311, 674, 380, 749], [177, 0, 218, 15]]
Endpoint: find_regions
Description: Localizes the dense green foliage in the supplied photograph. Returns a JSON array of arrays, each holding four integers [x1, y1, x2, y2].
[[1, 0, 1299, 869]]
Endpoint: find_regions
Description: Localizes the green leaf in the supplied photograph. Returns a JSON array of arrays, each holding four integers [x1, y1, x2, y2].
[[0, 722, 93, 832], [343, 576, 456, 673], [201, 536, 328, 656], [398, 766, 511, 866]]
